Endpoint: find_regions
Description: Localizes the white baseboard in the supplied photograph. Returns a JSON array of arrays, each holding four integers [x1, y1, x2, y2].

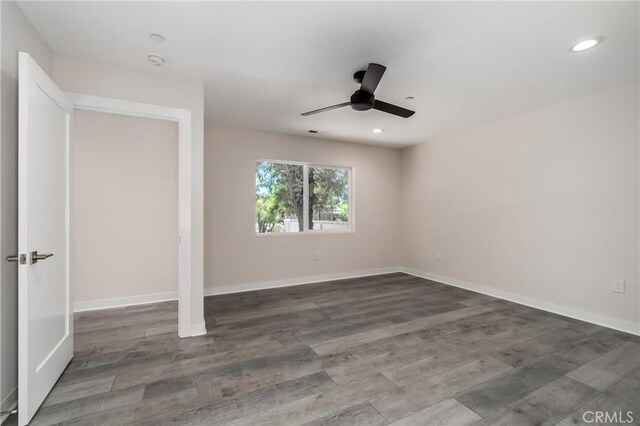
[[73, 267, 401, 312], [400, 266, 640, 336], [204, 266, 402, 297], [71, 265, 637, 337], [0, 386, 17, 425], [74, 291, 177, 312]]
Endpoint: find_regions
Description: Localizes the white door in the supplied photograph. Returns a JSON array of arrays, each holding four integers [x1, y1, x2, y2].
[[17, 51, 73, 426]]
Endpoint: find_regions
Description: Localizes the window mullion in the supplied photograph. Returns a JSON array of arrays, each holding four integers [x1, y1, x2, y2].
[[303, 164, 309, 231], [348, 169, 353, 231]]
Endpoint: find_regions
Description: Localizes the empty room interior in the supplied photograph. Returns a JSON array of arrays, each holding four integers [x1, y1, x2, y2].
[[1, 1, 639, 425]]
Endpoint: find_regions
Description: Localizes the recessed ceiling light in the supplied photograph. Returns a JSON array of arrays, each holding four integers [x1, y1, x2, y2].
[[372, 128, 383, 134], [308, 130, 318, 134], [405, 96, 415, 100], [150, 34, 165, 42], [570, 37, 603, 52], [147, 54, 165, 66]]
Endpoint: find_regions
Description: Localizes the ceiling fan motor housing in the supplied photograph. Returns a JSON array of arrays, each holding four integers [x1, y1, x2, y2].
[[353, 70, 366, 84], [350, 90, 374, 111]]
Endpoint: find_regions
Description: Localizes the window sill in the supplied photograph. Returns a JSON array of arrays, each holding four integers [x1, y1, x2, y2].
[[255, 229, 354, 237]]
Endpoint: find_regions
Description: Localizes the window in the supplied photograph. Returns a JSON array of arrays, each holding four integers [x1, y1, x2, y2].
[[255, 161, 304, 233], [256, 160, 352, 234], [309, 166, 349, 231]]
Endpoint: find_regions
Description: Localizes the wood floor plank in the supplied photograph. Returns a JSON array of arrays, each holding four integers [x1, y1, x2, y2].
[[556, 393, 636, 426], [380, 316, 571, 389], [214, 302, 320, 325], [566, 342, 640, 391], [472, 376, 598, 426], [311, 305, 495, 355], [30, 386, 144, 426], [137, 371, 337, 426], [371, 357, 512, 422], [324, 338, 458, 386], [304, 401, 389, 426], [218, 356, 326, 397], [513, 376, 599, 421], [60, 381, 223, 425], [605, 368, 640, 408], [491, 326, 593, 368], [382, 349, 484, 388], [455, 354, 584, 416], [551, 328, 632, 366], [389, 398, 481, 426], [41, 376, 115, 408], [113, 344, 316, 392], [225, 374, 397, 426], [58, 353, 173, 386]]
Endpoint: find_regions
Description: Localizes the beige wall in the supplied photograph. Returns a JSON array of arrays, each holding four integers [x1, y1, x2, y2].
[[52, 54, 205, 328], [0, 1, 53, 419], [72, 110, 178, 304], [400, 85, 639, 332], [204, 125, 402, 290]]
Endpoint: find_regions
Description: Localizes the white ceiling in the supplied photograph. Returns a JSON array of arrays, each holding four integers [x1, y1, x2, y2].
[[19, 1, 639, 147]]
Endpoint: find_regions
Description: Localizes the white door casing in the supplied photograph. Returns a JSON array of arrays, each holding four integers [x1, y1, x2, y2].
[[64, 92, 200, 338], [18, 51, 73, 425]]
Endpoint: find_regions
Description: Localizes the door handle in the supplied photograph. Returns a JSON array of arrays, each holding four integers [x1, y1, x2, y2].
[[30, 251, 53, 264]]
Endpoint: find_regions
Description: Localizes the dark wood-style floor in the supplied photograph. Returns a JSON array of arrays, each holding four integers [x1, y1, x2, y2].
[[9, 273, 639, 425]]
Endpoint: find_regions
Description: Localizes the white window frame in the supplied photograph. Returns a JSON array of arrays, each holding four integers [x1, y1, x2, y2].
[[255, 159, 354, 236]]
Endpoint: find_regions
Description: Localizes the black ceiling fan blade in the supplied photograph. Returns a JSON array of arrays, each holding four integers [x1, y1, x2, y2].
[[373, 100, 415, 118], [301, 102, 350, 116], [360, 63, 386, 94]]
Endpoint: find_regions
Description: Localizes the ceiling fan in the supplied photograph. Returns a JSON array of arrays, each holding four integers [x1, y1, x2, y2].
[[301, 63, 415, 118]]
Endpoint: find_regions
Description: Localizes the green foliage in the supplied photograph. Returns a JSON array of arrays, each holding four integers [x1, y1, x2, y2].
[[336, 201, 349, 222], [255, 194, 281, 233], [310, 168, 348, 224]]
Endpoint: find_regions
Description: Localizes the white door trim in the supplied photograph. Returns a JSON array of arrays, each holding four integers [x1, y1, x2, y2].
[[65, 92, 197, 338]]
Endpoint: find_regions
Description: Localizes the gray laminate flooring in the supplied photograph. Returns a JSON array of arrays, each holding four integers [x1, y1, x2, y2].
[[8, 273, 639, 425]]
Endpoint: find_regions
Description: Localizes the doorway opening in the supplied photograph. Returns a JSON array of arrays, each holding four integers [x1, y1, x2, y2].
[[68, 93, 196, 338]]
